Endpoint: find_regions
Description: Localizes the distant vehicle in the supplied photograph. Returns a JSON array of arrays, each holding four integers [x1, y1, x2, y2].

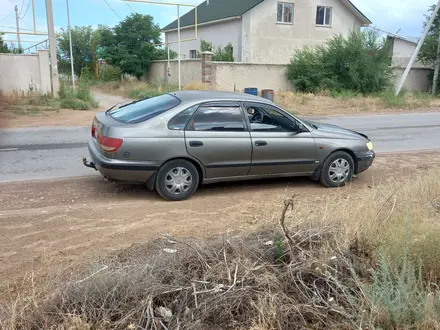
[[83, 91, 375, 201]]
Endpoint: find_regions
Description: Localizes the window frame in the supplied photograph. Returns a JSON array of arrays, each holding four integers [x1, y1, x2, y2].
[[189, 50, 197, 59], [185, 101, 248, 132], [316, 5, 332, 27], [277, 1, 294, 25], [167, 104, 200, 131], [242, 102, 309, 134]]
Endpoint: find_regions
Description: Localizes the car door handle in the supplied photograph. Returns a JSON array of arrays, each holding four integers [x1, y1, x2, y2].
[[255, 141, 267, 147], [189, 141, 204, 147]]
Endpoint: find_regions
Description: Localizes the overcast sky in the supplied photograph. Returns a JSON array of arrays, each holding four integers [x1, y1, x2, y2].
[[0, 0, 435, 49]]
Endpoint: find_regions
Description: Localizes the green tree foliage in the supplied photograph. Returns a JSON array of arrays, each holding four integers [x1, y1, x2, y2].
[[213, 43, 234, 62], [98, 14, 162, 79], [286, 30, 393, 94], [0, 34, 10, 53], [201, 40, 213, 52], [418, 5, 440, 67], [154, 47, 178, 60], [58, 26, 94, 76], [199, 39, 234, 62]]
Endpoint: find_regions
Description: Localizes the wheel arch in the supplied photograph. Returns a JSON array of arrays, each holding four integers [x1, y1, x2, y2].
[[146, 156, 205, 191], [313, 148, 358, 179]]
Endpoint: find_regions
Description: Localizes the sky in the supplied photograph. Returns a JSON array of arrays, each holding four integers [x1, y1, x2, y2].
[[0, 0, 436, 50]]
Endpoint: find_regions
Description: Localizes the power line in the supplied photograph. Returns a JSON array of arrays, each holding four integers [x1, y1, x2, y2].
[[18, 0, 25, 15], [103, 0, 123, 20], [0, 9, 14, 23], [0, 24, 45, 33], [19, 0, 32, 19], [124, 1, 136, 13], [20, 17, 33, 31]]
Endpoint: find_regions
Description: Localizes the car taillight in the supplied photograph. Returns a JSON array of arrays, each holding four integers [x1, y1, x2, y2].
[[98, 136, 123, 152], [91, 118, 97, 137]]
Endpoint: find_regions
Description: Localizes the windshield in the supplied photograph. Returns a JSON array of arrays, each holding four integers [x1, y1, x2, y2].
[[109, 94, 181, 124]]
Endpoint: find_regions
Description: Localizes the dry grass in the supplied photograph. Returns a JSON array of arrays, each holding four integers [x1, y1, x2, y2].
[[2, 169, 440, 329], [275, 91, 440, 116], [95, 79, 440, 116]]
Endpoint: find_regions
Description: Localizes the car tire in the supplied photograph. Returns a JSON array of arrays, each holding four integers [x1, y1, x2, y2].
[[320, 151, 354, 188], [155, 159, 199, 201]]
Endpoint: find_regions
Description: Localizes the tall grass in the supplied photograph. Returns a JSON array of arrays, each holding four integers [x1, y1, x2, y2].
[[59, 81, 99, 110]]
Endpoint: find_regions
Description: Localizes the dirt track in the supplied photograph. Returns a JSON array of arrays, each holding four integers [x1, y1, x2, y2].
[[1, 152, 439, 285]]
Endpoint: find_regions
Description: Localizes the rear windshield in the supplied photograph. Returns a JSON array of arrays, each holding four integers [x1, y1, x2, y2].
[[108, 94, 181, 124]]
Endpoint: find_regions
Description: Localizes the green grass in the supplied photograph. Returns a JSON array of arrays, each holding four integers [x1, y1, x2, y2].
[[59, 82, 99, 110]]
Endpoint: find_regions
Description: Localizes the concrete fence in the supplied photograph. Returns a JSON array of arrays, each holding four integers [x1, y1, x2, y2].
[[0, 50, 51, 94], [147, 52, 432, 93]]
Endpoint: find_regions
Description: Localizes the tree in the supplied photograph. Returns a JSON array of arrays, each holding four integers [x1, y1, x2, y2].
[[286, 30, 392, 94], [0, 34, 10, 53], [213, 43, 234, 62], [198, 39, 234, 62], [57, 26, 94, 76], [98, 14, 161, 79], [418, 5, 440, 67]]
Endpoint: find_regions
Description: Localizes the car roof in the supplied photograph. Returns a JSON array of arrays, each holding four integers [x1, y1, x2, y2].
[[169, 90, 275, 105]]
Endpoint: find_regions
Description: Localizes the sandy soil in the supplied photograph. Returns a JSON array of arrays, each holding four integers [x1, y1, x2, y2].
[[1, 152, 439, 286]]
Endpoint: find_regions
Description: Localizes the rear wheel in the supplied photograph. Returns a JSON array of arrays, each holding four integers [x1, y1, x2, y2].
[[320, 151, 354, 188], [155, 159, 199, 201]]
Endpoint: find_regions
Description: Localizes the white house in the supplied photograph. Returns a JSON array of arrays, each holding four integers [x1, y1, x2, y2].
[[162, 0, 371, 64]]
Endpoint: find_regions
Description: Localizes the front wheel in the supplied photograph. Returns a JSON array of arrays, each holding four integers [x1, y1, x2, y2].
[[320, 151, 354, 188], [155, 159, 199, 201]]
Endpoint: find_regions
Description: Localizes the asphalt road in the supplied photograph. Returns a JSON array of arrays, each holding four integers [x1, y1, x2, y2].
[[1, 112, 439, 183]]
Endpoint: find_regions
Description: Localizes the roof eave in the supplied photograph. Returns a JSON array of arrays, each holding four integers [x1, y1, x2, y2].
[[162, 16, 242, 33]]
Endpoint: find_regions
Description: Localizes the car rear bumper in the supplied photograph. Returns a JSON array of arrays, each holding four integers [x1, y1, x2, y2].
[[86, 138, 159, 183], [355, 151, 375, 174]]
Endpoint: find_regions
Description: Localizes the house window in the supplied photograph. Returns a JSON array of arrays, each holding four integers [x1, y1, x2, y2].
[[316, 6, 332, 26], [277, 2, 294, 24], [190, 50, 197, 59]]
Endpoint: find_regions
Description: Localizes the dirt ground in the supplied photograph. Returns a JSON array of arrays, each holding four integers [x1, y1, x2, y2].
[[1, 151, 439, 286]]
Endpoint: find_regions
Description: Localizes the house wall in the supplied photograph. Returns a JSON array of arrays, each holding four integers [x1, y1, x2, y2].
[[244, 0, 363, 64], [0, 50, 51, 94], [391, 38, 429, 69], [165, 18, 242, 61]]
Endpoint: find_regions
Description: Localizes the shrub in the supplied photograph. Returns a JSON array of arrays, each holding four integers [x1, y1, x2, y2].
[[100, 65, 122, 82], [60, 98, 90, 110], [286, 30, 393, 94], [58, 81, 99, 109]]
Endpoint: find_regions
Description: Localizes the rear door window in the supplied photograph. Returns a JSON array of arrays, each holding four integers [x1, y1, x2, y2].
[[168, 105, 199, 130], [109, 94, 181, 124], [187, 103, 245, 132]]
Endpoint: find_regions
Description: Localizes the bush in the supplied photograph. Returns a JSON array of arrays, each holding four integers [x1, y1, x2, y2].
[[100, 65, 122, 82], [58, 81, 99, 110], [286, 30, 393, 94], [60, 98, 90, 110]]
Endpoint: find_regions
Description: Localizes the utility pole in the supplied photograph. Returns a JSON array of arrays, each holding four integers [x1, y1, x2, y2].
[[45, 0, 60, 95], [66, 0, 75, 89], [32, 0, 37, 32], [395, 0, 440, 95], [177, 4, 181, 91], [433, 32, 440, 95], [15, 5, 21, 49]]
